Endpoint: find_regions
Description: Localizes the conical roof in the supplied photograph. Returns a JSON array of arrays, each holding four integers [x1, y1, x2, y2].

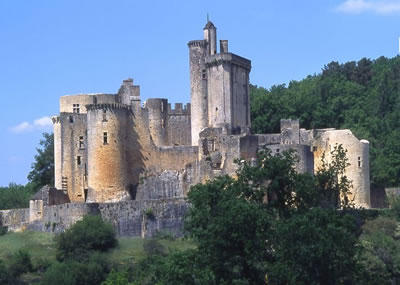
[[204, 21, 216, 30]]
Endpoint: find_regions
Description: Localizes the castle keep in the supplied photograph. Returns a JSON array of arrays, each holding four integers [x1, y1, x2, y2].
[[0, 21, 371, 236]]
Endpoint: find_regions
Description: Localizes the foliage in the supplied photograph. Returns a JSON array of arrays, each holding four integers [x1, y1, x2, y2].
[[250, 56, 400, 188], [101, 269, 131, 285], [8, 249, 33, 278], [0, 260, 9, 285], [0, 182, 35, 210], [27, 132, 54, 190], [356, 216, 400, 284], [55, 215, 117, 261], [268, 208, 358, 284], [143, 239, 167, 257], [176, 148, 359, 284], [41, 252, 109, 285]]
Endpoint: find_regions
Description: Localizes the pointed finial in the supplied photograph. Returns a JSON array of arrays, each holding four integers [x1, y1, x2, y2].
[[207, 13, 209, 22]]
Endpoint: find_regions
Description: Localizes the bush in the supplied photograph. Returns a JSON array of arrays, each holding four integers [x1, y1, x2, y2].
[[55, 215, 117, 261], [41, 253, 109, 285], [101, 269, 130, 285], [143, 239, 167, 257], [8, 249, 33, 278], [0, 260, 9, 285]]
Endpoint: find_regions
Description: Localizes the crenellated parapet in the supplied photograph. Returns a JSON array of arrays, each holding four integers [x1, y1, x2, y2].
[[168, 103, 191, 115], [86, 103, 132, 113], [187, 40, 207, 48]]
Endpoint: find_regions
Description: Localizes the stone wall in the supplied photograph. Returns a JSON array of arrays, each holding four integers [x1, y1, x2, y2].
[[167, 103, 191, 146], [0, 208, 29, 231], [23, 199, 188, 237]]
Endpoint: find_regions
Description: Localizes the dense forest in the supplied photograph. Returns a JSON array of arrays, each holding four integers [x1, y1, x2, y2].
[[251, 56, 400, 188]]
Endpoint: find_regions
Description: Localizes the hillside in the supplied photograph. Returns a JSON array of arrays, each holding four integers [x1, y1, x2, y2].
[[251, 56, 400, 188]]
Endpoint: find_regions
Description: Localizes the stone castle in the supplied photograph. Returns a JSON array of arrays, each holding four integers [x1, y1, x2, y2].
[[0, 20, 371, 236]]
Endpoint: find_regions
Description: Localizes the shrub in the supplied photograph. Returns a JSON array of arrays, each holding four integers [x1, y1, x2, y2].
[[55, 215, 117, 261], [143, 239, 167, 257], [0, 260, 9, 285], [41, 252, 109, 285], [8, 249, 33, 278], [101, 269, 130, 285]]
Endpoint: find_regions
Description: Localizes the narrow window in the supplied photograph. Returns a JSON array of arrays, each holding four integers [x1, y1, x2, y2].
[[73, 104, 80, 113], [161, 102, 164, 113], [69, 116, 74, 123], [103, 132, 108, 145], [79, 136, 84, 149], [202, 69, 207, 80], [276, 148, 280, 153], [102, 109, 107, 122], [77, 156, 81, 166], [358, 157, 361, 167]]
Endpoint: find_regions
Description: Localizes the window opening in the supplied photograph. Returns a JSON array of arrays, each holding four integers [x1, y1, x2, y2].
[[202, 69, 207, 80], [103, 132, 108, 145], [358, 157, 361, 167], [73, 104, 80, 113], [77, 156, 81, 166], [79, 136, 84, 149], [102, 109, 107, 122]]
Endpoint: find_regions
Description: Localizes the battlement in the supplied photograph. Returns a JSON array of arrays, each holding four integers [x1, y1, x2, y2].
[[168, 103, 191, 115], [205, 53, 251, 70], [86, 103, 131, 112], [187, 40, 207, 48]]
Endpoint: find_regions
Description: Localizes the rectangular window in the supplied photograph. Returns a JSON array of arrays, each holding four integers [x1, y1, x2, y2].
[[79, 136, 84, 149], [73, 104, 80, 113], [77, 156, 81, 166], [358, 157, 361, 167], [103, 132, 108, 145], [202, 69, 207, 80]]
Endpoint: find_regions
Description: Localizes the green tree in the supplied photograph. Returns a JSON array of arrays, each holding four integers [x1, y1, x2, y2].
[[27, 132, 54, 190], [0, 183, 34, 210]]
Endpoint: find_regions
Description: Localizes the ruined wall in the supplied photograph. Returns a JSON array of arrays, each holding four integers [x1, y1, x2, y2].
[[265, 144, 314, 174], [188, 40, 208, 146], [86, 104, 133, 202], [167, 103, 191, 146], [313, 129, 370, 208], [53, 113, 87, 202]]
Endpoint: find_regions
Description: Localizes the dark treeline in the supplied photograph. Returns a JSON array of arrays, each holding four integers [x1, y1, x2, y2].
[[251, 56, 400, 188]]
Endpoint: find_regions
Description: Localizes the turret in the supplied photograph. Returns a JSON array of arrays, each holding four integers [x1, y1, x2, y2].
[[203, 21, 217, 55]]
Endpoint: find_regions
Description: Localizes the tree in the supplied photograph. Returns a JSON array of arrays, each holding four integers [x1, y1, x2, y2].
[[179, 148, 359, 284], [27, 132, 54, 190]]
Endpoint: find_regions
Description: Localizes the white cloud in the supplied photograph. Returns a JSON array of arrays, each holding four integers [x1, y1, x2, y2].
[[33, 116, 53, 127], [336, 0, 400, 14], [11, 116, 53, 134]]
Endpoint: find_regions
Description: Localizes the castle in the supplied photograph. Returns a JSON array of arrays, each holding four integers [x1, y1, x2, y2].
[[0, 20, 371, 237]]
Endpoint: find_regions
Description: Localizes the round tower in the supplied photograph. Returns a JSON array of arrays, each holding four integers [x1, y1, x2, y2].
[[188, 39, 208, 146], [146, 98, 168, 146], [86, 103, 132, 202]]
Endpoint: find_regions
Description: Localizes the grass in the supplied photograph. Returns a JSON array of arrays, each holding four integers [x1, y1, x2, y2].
[[0, 231, 56, 262], [0, 231, 195, 265], [107, 237, 196, 265]]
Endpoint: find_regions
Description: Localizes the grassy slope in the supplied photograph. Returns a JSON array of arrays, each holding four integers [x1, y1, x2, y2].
[[0, 231, 195, 264]]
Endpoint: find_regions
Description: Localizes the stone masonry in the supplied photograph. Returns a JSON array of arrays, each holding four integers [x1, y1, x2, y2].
[[0, 20, 371, 237]]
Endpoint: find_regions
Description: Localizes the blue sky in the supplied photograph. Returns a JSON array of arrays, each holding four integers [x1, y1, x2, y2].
[[1, 0, 400, 186]]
